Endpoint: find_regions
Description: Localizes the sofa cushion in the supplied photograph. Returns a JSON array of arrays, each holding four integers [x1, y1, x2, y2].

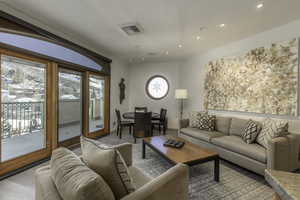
[[180, 127, 226, 142], [211, 136, 266, 163], [128, 166, 152, 189], [229, 118, 249, 137], [215, 116, 232, 134], [50, 147, 115, 200], [81, 137, 135, 199]]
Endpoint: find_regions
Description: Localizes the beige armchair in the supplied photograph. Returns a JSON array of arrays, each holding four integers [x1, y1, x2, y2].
[[35, 143, 189, 200]]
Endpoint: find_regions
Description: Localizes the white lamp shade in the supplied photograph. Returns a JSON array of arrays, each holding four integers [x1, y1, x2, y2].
[[175, 89, 188, 99]]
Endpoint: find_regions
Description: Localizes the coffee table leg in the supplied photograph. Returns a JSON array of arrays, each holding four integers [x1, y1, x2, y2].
[[142, 140, 146, 159], [214, 157, 220, 182]]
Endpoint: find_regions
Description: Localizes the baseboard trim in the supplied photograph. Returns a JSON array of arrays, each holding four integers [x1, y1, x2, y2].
[[0, 157, 50, 181]]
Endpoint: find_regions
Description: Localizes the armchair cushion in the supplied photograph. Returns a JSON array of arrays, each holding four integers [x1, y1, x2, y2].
[[128, 166, 152, 189], [81, 136, 135, 199], [35, 166, 62, 200], [113, 143, 133, 167], [121, 164, 189, 200], [50, 147, 115, 200]]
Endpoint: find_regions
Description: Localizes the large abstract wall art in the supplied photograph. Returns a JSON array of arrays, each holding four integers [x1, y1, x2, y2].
[[204, 38, 298, 116]]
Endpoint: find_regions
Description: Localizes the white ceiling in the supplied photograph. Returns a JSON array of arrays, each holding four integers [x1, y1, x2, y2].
[[1, 0, 300, 63]]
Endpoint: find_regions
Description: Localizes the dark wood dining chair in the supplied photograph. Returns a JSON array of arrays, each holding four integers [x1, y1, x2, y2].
[[134, 107, 148, 113], [115, 109, 134, 139], [152, 108, 167, 135], [133, 112, 152, 143]]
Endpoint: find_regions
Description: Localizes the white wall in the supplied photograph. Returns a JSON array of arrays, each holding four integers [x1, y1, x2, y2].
[[180, 19, 300, 134], [110, 58, 130, 131], [128, 61, 182, 129]]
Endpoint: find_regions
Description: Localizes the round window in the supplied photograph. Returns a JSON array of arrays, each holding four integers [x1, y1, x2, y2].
[[146, 75, 169, 100]]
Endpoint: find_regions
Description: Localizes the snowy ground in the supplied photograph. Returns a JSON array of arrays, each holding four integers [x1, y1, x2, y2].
[[1, 119, 103, 161]]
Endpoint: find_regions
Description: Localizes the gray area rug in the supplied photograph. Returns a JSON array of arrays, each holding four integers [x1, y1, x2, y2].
[[82, 130, 275, 200]]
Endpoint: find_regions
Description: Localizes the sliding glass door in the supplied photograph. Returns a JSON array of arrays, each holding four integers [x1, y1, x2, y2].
[[58, 68, 83, 145], [89, 75, 105, 132], [0, 51, 52, 175], [1, 54, 47, 161]]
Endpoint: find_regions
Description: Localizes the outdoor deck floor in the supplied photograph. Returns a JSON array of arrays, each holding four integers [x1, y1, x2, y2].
[[1, 119, 103, 161]]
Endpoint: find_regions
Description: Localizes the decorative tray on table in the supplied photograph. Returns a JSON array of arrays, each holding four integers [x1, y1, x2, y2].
[[163, 139, 185, 149]]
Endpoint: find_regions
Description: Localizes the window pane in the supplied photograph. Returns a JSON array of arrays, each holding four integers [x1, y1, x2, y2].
[[58, 69, 82, 142], [146, 76, 169, 99], [89, 75, 105, 132], [1, 55, 46, 161], [0, 32, 103, 71]]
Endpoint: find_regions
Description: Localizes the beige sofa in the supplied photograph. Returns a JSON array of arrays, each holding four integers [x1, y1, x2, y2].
[[179, 116, 300, 175], [35, 143, 189, 200]]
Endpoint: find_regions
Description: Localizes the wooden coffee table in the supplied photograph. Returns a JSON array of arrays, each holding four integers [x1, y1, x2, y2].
[[142, 136, 220, 182]]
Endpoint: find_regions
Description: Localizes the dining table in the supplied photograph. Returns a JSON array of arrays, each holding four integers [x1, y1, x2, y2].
[[122, 112, 160, 120]]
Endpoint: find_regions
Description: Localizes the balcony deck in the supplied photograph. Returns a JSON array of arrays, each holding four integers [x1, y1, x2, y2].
[[1, 119, 103, 161]]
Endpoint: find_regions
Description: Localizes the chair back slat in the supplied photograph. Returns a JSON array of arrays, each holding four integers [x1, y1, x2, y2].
[[160, 108, 167, 122], [135, 107, 148, 113], [115, 109, 121, 124], [134, 112, 152, 138]]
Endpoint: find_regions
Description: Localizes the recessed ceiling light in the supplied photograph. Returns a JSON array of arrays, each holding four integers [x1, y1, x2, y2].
[[218, 24, 226, 28], [199, 26, 206, 31], [256, 2, 264, 9], [178, 44, 183, 48], [196, 36, 201, 40]]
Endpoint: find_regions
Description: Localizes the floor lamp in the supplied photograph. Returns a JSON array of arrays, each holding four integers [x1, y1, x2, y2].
[[175, 89, 188, 120]]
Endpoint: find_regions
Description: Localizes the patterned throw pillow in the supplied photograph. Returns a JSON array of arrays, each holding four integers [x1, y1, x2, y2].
[[81, 136, 135, 199], [241, 120, 261, 144], [198, 114, 216, 131], [189, 112, 200, 128], [189, 111, 207, 128], [256, 118, 289, 148]]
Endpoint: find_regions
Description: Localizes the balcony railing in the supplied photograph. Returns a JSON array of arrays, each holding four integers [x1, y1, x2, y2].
[[1, 102, 44, 139]]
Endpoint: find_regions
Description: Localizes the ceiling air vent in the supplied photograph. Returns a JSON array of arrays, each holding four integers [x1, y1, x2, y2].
[[120, 23, 144, 36]]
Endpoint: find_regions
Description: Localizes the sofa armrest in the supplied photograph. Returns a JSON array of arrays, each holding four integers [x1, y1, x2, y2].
[[179, 119, 189, 129], [121, 164, 189, 200], [267, 134, 300, 171], [114, 143, 132, 166]]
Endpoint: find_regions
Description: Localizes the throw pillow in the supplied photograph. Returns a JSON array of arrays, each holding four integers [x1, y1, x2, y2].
[[50, 147, 115, 200], [81, 136, 135, 199], [256, 118, 289, 148], [189, 111, 207, 128], [198, 114, 216, 131], [241, 120, 261, 144]]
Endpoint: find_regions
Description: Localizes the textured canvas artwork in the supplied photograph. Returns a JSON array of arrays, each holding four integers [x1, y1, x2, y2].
[[204, 38, 299, 116]]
